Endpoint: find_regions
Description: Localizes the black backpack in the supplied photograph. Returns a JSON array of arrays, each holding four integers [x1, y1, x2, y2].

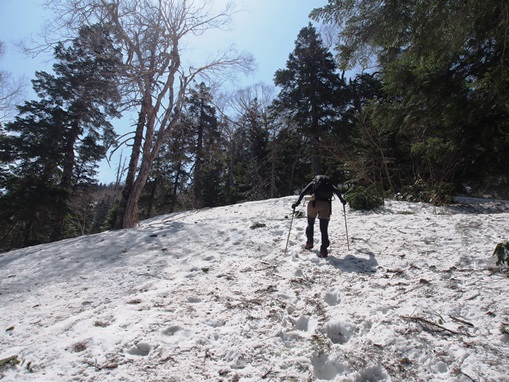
[[312, 175, 334, 201]]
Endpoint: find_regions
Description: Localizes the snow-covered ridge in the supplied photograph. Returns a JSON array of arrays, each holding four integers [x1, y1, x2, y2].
[[1, 196, 508, 381]]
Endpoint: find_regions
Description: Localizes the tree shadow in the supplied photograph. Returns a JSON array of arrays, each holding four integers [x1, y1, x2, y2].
[[446, 197, 509, 214], [327, 250, 378, 273]]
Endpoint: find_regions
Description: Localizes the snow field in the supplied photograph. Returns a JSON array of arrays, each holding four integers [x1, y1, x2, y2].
[[1, 196, 509, 381]]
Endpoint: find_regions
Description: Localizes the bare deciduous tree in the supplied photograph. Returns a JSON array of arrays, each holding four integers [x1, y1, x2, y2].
[[44, 0, 255, 228], [0, 41, 26, 123]]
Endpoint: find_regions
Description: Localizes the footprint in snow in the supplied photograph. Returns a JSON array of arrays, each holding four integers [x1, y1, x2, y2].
[[324, 319, 355, 344], [128, 342, 152, 356], [323, 288, 341, 306], [162, 325, 182, 336], [311, 354, 346, 380], [296, 314, 318, 332]]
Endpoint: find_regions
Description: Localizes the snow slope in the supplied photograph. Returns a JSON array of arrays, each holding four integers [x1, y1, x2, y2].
[[1, 196, 509, 381]]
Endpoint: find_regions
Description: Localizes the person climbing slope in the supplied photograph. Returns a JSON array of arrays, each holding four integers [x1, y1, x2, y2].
[[291, 175, 347, 257]]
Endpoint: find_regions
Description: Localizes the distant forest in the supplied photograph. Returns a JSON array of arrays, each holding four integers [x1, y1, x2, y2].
[[1, 0, 508, 251]]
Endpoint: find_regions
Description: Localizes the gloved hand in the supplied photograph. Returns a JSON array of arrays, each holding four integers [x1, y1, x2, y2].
[[340, 198, 347, 205], [291, 202, 299, 210]]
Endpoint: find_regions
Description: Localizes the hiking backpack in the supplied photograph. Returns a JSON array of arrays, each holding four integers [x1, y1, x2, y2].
[[312, 175, 334, 201]]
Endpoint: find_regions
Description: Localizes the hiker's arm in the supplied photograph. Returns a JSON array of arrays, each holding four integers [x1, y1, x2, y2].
[[334, 186, 347, 205], [292, 182, 314, 209]]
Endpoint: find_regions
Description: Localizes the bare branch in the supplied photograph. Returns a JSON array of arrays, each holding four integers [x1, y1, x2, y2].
[[0, 41, 27, 121], [35, 0, 255, 228]]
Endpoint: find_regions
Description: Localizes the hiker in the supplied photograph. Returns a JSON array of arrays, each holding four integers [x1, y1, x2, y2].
[[291, 175, 347, 257]]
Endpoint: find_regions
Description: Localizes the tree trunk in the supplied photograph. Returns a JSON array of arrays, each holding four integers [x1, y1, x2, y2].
[[270, 139, 277, 198], [121, 144, 153, 228], [228, 138, 236, 203], [114, 102, 147, 229], [311, 102, 321, 176], [170, 165, 183, 213], [51, 123, 80, 241], [312, 134, 321, 176], [146, 176, 158, 218], [193, 100, 204, 209], [23, 219, 36, 247], [120, 107, 181, 228]]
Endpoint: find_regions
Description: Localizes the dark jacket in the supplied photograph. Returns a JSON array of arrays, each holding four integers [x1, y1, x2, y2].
[[293, 175, 346, 208]]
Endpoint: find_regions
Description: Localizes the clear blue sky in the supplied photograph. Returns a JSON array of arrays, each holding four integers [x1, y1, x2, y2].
[[0, 1, 53, 82], [0, 0, 329, 183]]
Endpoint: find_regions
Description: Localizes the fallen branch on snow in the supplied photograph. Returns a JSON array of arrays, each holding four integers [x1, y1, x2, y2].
[[401, 315, 471, 337], [448, 315, 475, 327]]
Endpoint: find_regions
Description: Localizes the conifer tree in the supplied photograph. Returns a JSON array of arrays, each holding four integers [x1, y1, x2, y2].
[[312, 0, 509, 200], [0, 24, 121, 249], [273, 23, 347, 177], [239, 98, 271, 200], [185, 83, 223, 209]]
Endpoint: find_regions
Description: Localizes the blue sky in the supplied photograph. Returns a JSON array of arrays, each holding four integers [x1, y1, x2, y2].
[[0, 0, 329, 182], [0, 1, 53, 82], [1, 0, 329, 91]]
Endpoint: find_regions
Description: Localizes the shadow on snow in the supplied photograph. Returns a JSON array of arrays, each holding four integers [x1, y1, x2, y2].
[[327, 250, 378, 273]]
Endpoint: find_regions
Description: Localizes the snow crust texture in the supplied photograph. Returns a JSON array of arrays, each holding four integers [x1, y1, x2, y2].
[[1, 196, 509, 381]]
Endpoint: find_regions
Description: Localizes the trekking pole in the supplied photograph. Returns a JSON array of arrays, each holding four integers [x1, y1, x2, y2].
[[343, 203, 350, 250], [284, 209, 295, 256]]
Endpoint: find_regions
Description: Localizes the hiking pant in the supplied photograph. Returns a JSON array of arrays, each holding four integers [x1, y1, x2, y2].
[[306, 200, 331, 249]]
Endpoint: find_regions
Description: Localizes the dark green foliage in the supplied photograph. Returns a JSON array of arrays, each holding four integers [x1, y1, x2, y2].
[[186, 83, 223, 209], [492, 242, 509, 267], [265, 119, 309, 197], [345, 185, 384, 211], [273, 23, 348, 176], [223, 97, 273, 203], [294, 210, 305, 219], [0, 24, 121, 250], [138, 82, 226, 216], [311, 0, 509, 201], [101, 201, 119, 232], [399, 179, 456, 205], [144, 119, 194, 215]]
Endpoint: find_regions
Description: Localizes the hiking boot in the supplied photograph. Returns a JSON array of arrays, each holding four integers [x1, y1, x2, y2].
[[305, 242, 313, 250], [319, 247, 328, 258]]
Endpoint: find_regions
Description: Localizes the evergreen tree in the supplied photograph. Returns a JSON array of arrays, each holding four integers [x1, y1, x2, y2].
[[233, 98, 271, 201], [270, 115, 310, 195], [273, 23, 347, 177], [186, 83, 223, 209], [141, 124, 193, 216], [320, 72, 406, 191], [222, 96, 273, 203], [312, 0, 509, 200], [0, 24, 121, 249], [218, 84, 277, 203]]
